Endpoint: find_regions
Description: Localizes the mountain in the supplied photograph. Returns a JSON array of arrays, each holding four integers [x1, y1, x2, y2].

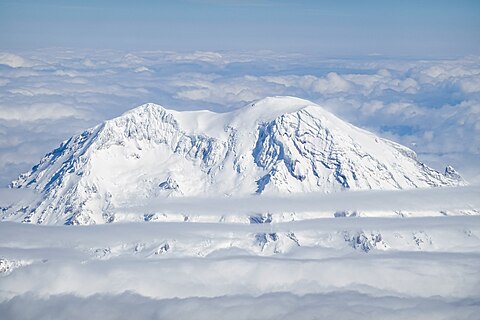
[[3, 96, 463, 225]]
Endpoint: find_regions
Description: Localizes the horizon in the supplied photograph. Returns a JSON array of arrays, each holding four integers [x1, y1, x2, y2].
[[1, 0, 479, 57]]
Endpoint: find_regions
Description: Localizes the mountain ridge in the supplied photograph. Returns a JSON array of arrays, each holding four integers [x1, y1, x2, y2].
[[4, 96, 464, 225]]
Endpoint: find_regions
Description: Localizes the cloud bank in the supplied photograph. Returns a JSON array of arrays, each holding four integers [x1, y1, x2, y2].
[[1, 291, 478, 320], [118, 186, 480, 216], [1, 216, 480, 319]]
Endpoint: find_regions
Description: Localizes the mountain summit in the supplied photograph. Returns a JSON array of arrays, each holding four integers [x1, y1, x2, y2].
[[5, 96, 462, 224]]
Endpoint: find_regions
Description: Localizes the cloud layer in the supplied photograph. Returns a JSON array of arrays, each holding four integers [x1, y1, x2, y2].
[[1, 291, 478, 320], [1, 216, 480, 319], [118, 186, 480, 217]]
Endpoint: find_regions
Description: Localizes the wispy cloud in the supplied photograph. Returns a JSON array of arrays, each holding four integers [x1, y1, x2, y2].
[[117, 186, 480, 216]]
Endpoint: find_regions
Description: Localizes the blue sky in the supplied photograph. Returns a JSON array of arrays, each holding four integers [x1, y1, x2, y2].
[[1, 0, 479, 57]]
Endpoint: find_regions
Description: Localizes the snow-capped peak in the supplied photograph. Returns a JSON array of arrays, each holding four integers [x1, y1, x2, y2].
[[4, 96, 464, 225]]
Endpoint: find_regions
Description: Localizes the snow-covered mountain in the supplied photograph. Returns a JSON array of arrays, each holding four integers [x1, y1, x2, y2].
[[3, 96, 463, 224]]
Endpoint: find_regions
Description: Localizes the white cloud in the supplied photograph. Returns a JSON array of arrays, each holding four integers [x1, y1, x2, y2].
[[172, 74, 283, 105], [8, 87, 59, 96], [262, 73, 352, 95], [121, 53, 146, 66], [134, 66, 152, 73], [0, 104, 89, 122], [167, 51, 225, 64], [459, 77, 480, 93], [312, 72, 353, 94], [1, 291, 478, 320], [117, 186, 480, 217], [0, 52, 31, 68]]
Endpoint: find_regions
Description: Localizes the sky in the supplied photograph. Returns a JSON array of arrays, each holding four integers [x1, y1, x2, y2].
[[1, 0, 479, 57]]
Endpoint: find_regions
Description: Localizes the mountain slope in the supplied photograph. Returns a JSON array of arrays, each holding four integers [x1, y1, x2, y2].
[[5, 96, 462, 224]]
